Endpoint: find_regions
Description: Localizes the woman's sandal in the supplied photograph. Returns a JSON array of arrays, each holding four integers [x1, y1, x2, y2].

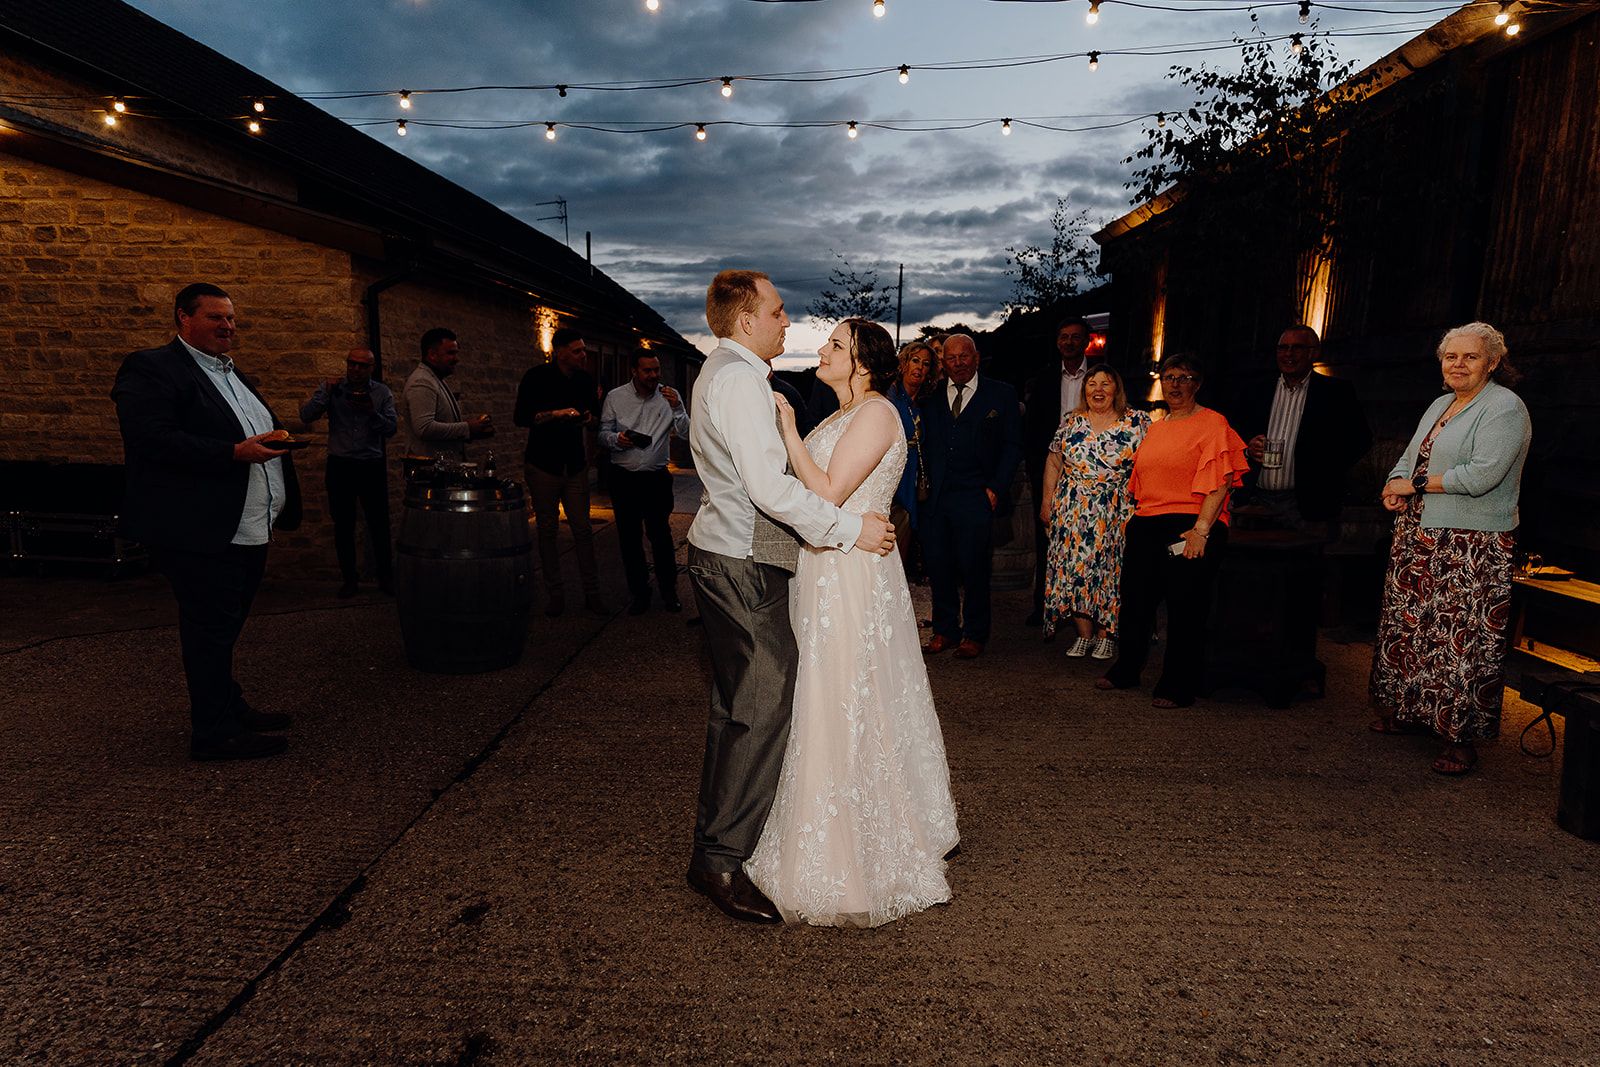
[[1431, 747, 1478, 776]]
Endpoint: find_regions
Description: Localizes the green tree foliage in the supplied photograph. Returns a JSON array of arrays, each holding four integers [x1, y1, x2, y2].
[[807, 252, 895, 325], [1124, 17, 1375, 300], [1004, 197, 1099, 315]]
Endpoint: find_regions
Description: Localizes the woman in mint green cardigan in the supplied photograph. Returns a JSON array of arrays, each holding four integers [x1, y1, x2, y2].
[[1369, 322, 1531, 776]]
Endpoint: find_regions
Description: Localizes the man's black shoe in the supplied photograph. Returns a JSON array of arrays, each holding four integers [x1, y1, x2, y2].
[[662, 594, 683, 613], [242, 709, 292, 731], [190, 732, 287, 762], [686, 864, 782, 923]]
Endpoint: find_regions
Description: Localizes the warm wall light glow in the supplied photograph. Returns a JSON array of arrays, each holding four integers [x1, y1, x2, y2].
[[247, 119, 262, 134], [1150, 254, 1169, 376], [112, 97, 127, 113], [1506, 20, 1521, 35], [1494, 2, 1511, 26], [1085, 1, 1100, 25], [535, 306, 560, 355], [103, 113, 118, 127], [1301, 250, 1332, 337], [252, 99, 265, 113]]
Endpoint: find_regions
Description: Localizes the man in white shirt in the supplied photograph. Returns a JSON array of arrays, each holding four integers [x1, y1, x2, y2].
[[684, 269, 895, 924], [600, 349, 690, 615]]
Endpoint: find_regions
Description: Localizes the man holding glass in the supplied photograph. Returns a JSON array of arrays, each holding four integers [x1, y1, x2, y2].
[[1230, 324, 1371, 537]]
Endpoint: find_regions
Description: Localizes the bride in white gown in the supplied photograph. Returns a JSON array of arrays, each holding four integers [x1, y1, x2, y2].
[[745, 318, 959, 928]]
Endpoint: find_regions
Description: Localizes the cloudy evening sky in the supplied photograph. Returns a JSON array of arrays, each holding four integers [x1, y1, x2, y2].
[[126, 0, 1446, 364]]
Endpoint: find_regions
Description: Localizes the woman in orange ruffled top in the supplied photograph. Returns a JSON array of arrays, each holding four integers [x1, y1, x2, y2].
[[1096, 353, 1250, 708]]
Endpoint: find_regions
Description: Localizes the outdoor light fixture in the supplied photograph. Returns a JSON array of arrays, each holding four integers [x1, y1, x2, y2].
[[1001, 118, 1012, 135], [1299, 0, 1310, 24], [1290, 33, 1304, 55], [545, 123, 557, 140], [721, 77, 733, 98], [847, 121, 859, 139], [1494, 2, 1511, 26], [695, 124, 707, 141], [645, 0, 659, 11], [247, 119, 262, 134], [1506, 20, 1521, 35], [1156, 111, 1165, 128], [557, 85, 568, 98], [1088, 51, 1100, 71], [102, 113, 118, 127], [899, 65, 910, 84], [399, 90, 412, 110], [252, 99, 265, 113], [111, 97, 126, 113], [873, 0, 885, 18], [396, 119, 407, 136], [1085, 1, 1101, 26]]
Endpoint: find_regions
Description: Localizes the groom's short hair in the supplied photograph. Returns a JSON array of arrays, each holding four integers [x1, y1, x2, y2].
[[706, 270, 770, 338]]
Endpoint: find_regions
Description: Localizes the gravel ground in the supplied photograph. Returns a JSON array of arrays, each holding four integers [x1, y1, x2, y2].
[[2, 490, 1596, 1065]]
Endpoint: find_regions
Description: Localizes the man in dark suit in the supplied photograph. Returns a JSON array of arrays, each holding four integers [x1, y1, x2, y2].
[[1022, 316, 1091, 627], [1229, 324, 1371, 535], [920, 333, 1024, 660], [112, 283, 302, 761]]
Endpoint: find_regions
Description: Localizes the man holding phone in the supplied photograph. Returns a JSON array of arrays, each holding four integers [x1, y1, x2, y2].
[[600, 349, 690, 615]]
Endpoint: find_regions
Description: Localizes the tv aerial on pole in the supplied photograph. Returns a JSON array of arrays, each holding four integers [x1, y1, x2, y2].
[[535, 197, 569, 246]]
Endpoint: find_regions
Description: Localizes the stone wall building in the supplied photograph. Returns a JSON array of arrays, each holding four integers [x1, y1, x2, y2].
[[0, 0, 698, 578]]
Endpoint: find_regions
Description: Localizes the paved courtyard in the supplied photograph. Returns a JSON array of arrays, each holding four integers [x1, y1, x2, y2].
[[2, 483, 1596, 1064]]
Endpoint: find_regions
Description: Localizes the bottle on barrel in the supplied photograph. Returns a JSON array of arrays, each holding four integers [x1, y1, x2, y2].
[[485, 450, 497, 480]]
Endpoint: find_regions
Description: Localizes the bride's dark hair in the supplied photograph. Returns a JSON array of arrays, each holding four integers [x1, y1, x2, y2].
[[842, 318, 898, 399]]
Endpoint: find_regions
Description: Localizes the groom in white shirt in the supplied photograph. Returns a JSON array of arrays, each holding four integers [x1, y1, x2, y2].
[[685, 269, 896, 923]]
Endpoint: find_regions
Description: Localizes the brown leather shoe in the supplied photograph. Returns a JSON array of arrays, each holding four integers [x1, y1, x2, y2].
[[687, 864, 782, 924], [953, 639, 984, 659], [923, 634, 956, 655]]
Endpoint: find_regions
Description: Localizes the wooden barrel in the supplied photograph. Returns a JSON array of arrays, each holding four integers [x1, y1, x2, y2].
[[395, 476, 533, 674], [991, 468, 1034, 591]]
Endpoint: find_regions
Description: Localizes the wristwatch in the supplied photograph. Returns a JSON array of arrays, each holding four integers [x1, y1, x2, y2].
[[1412, 473, 1428, 493]]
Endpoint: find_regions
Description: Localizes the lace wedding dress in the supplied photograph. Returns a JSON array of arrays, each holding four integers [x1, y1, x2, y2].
[[745, 397, 959, 927]]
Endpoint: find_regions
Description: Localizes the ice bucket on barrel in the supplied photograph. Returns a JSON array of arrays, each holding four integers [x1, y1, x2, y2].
[[395, 470, 533, 674]]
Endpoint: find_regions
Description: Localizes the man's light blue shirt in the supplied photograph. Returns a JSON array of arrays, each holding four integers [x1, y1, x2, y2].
[[179, 337, 284, 545], [599, 382, 689, 472]]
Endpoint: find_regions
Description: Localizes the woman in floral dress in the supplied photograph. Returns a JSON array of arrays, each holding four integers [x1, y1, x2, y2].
[[1039, 364, 1150, 660], [1370, 323, 1531, 776]]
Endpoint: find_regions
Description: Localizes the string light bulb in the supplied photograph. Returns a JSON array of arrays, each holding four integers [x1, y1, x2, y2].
[[1088, 51, 1100, 72], [112, 97, 127, 113], [1001, 118, 1012, 136], [645, 0, 659, 10], [1156, 111, 1166, 128], [898, 65, 910, 84], [103, 112, 118, 127], [847, 121, 859, 139], [545, 123, 557, 141], [247, 119, 262, 134], [873, 0, 885, 18], [721, 77, 733, 98], [557, 85, 568, 98], [1494, 2, 1510, 26], [1299, 0, 1310, 24], [396, 119, 407, 136], [1085, 1, 1100, 26], [252, 99, 265, 113], [399, 90, 412, 110], [1290, 33, 1304, 55], [695, 124, 707, 141]]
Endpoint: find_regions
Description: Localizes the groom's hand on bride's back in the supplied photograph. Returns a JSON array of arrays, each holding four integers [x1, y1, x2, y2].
[[855, 511, 896, 556]]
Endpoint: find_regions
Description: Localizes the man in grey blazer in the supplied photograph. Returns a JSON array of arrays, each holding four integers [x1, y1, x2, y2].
[[685, 269, 896, 923], [402, 327, 493, 475]]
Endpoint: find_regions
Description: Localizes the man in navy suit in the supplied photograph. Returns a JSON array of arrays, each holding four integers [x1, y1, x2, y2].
[[112, 283, 302, 761], [919, 333, 1024, 659], [1228, 324, 1371, 536]]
